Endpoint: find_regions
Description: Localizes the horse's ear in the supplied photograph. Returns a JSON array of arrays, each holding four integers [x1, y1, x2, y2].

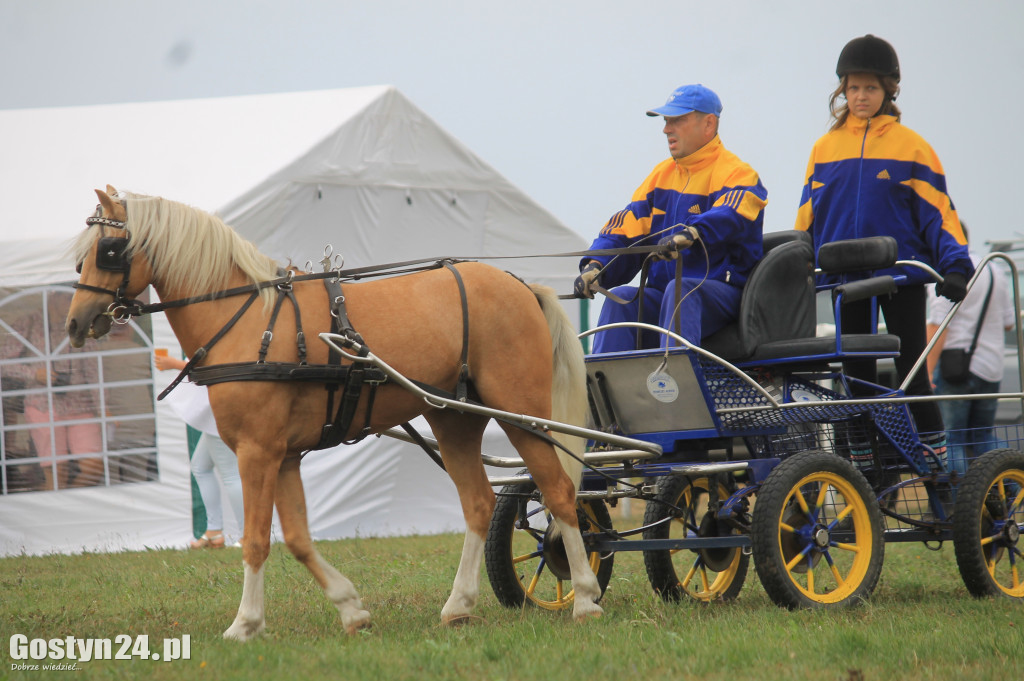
[[94, 187, 126, 221], [105, 184, 118, 196]]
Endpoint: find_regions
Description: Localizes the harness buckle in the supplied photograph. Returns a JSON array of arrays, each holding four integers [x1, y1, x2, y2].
[[104, 302, 133, 324], [329, 295, 346, 318]]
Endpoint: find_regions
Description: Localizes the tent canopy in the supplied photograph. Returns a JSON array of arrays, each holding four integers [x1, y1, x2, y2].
[[0, 85, 585, 288]]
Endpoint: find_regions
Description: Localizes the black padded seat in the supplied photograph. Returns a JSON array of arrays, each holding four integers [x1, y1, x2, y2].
[[702, 236, 816, 361], [702, 231, 902, 367], [741, 333, 901, 365]]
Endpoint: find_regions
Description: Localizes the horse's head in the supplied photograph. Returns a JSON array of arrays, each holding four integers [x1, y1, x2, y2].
[[66, 185, 155, 348]]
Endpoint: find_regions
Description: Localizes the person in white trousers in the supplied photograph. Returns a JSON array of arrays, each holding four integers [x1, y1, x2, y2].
[[157, 353, 245, 548]]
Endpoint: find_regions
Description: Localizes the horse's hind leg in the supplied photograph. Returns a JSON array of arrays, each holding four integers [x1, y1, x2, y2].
[[274, 456, 371, 635], [424, 411, 494, 626], [499, 424, 603, 621]]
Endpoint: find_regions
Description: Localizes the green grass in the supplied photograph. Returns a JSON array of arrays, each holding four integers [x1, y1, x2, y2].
[[1, 532, 1020, 681]]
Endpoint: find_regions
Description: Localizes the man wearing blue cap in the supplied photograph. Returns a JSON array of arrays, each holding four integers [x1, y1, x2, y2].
[[575, 84, 768, 352]]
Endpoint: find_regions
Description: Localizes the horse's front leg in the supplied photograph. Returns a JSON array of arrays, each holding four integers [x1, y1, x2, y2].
[[274, 456, 371, 634], [223, 442, 281, 642]]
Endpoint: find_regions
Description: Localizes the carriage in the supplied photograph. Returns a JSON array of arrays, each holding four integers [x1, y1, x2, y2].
[[68, 187, 1024, 640], [463, 230, 1024, 611]]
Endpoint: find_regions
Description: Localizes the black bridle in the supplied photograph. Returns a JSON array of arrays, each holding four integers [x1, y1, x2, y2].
[[73, 211, 139, 323]]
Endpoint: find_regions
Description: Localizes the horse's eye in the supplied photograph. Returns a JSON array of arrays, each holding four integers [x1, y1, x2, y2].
[[76, 261, 83, 274]]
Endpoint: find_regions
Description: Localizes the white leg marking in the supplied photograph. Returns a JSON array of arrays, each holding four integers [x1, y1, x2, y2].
[[314, 552, 371, 634], [441, 532, 485, 625], [223, 561, 266, 641], [555, 519, 604, 621]]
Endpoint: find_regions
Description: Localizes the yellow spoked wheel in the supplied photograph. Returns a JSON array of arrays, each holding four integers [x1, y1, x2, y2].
[[953, 449, 1024, 599], [485, 480, 614, 610], [751, 450, 884, 609], [643, 475, 749, 602]]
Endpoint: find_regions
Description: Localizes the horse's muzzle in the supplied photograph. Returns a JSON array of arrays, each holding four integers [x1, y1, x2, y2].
[[66, 305, 113, 348]]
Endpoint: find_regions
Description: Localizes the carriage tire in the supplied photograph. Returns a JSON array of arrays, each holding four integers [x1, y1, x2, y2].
[[952, 448, 1024, 599], [485, 479, 614, 611], [751, 450, 884, 609], [642, 474, 749, 602]]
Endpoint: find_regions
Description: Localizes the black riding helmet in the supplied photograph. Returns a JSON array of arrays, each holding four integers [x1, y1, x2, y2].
[[836, 34, 900, 83]]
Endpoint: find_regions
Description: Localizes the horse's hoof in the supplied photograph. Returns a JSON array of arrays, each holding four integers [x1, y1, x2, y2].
[[442, 614, 486, 627], [572, 603, 604, 622], [223, 619, 265, 641], [344, 611, 372, 636]]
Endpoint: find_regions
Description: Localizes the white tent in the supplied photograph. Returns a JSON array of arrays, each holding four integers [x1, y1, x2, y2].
[[0, 86, 588, 556]]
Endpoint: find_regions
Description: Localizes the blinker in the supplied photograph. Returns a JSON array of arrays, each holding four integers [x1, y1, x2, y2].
[[95, 236, 130, 271]]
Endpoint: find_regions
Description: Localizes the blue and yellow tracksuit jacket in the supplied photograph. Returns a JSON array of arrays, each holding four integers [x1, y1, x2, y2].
[[583, 135, 768, 291], [795, 114, 972, 284]]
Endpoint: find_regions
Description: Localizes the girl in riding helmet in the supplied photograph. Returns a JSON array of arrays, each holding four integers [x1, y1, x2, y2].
[[795, 34, 974, 466]]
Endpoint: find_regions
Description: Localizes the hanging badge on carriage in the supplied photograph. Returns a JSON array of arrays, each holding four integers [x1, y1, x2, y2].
[[646, 369, 679, 403]]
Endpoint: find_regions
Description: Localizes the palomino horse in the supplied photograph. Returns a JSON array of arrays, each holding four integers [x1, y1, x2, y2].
[[66, 187, 603, 639]]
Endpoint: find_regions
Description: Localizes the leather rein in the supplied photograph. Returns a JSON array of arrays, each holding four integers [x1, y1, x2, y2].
[[73, 213, 469, 455], [72, 212, 667, 459]]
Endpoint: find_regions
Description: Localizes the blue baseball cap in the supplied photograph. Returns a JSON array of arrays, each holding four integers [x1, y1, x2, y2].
[[646, 84, 723, 117]]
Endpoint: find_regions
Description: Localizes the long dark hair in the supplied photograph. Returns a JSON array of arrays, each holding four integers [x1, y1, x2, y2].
[[828, 74, 901, 131]]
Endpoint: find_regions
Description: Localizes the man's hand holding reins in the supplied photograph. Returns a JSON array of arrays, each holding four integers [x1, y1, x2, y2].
[[574, 261, 603, 299], [655, 225, 699, 261]]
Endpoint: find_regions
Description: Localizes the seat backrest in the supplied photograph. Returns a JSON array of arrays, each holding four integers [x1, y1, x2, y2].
[[763, 229, 812, 253], [702, 236, 816, 360], [817, 236, 898, 274]]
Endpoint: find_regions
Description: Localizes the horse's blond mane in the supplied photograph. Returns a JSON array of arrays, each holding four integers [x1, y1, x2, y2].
[[72, 192, 280, 304]]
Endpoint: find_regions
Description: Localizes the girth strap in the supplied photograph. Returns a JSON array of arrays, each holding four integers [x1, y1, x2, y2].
[[316, 276, 380, 450], [442, 260, 472, 403]]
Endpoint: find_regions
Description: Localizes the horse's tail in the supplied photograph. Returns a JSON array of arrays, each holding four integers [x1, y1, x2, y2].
[[529, 283, 587, 492]]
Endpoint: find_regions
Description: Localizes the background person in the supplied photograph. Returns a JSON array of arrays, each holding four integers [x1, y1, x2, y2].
[[575, 83, 767, 352], [2, 303, 104, 490], [156, 352, 244, 548], [926, 233, 1015, 475], [794, 34, 974, 464]]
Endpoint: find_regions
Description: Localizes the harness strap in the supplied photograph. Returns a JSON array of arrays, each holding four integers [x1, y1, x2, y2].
[[321, 277, 353, 427], [633, 259, 654, 350], [288, 289, 308, 364], [158, 290, 261, 400], [673, 256, 684, 341], [258, 283, 291, 363], [315, 276, 382, 450], [400, 422, 447, 472], [442, 261, 471, 403], [332, 368, 367, 445], [103, 244, 671, 319], [335, 368, 382, 446], [189, 361, 386, 385]]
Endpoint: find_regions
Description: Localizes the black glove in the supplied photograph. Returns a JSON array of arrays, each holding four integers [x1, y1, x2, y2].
[[573, 262, 603, 299], [936, 272, 968, 302], [654, 226, 699, 260]]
